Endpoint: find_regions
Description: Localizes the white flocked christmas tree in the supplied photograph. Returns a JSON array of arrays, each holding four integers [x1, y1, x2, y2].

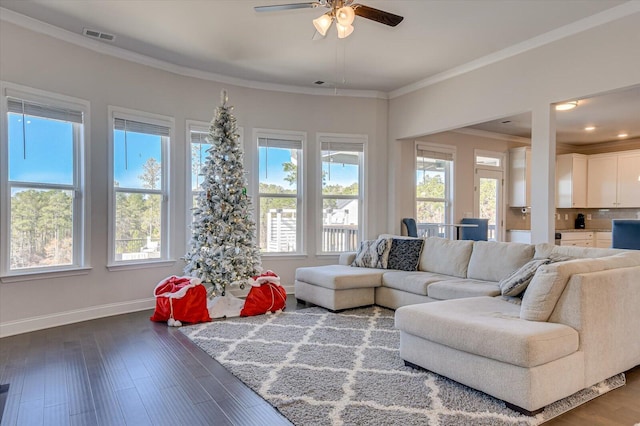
[[184, 90, 261, 298]]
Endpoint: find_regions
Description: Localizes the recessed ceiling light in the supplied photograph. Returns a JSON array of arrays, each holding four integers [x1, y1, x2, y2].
[[555, 101, 578, 111], [584, 126, 596, 131], [617, 133, 628, 138]]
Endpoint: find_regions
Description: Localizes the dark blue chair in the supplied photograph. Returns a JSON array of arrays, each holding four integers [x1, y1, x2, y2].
[[459, 218, 489, 241], [402, 218, 418, 238], [612, 219, 640, 250]]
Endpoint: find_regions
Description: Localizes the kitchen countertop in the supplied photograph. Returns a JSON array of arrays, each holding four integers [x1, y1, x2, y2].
[[556, 229, 612, 232], [506, 229, 612, 232]]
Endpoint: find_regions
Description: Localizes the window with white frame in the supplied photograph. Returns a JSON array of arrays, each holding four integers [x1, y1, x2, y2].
[[319, 134, 365, 253], [415, 144, 454, 236], [1, 84, 89, 275], [109, 108, 172, 264], [256, 130, 305, 254], [187, 122, 211, 224]]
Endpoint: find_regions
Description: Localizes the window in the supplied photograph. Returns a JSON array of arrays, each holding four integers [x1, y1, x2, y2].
[[255, 130, 305, 254], [415, 144, 454, 236], [187, 121, 243, 227], [109, 107, 172, 265], [318, 134, 365, 253], [1, 84, 89, 276], [187, 121, 212, 226]]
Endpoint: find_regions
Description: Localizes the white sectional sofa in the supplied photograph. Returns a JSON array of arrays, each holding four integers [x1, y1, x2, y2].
[[294, 236, 640, 414]]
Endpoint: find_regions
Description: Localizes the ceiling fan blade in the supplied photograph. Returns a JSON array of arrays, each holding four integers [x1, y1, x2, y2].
[[352, 4, 403, 27], [254, 2, 321, 12]]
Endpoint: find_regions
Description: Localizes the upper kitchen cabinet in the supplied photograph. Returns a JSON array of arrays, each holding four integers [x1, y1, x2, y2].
[[509, 147, 531, 207], [617, 151, 640, 207], [556, 153, 587, 208], [587, 150, 640, 208]]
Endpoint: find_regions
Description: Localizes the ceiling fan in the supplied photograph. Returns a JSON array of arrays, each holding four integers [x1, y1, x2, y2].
[[255, 0, 403, 39]]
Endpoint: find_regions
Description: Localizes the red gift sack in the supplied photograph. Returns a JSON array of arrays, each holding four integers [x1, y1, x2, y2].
[[150, 276, 210, 326], [240, 271, 287, 317]]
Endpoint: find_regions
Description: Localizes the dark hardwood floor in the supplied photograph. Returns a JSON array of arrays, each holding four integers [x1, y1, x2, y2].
[[1, 296, 638, 425]]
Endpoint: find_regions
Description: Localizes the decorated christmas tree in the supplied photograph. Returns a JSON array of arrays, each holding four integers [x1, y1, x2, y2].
[[184, 90, 262, 297]]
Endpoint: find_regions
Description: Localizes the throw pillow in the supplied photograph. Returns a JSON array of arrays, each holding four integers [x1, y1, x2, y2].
[[499, 258, 551, 297], [351, 237, 393, 268], [387, 238, 424, 271]]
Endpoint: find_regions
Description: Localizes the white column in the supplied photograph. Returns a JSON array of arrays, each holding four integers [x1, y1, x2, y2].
[[530, 103, 556, 244]]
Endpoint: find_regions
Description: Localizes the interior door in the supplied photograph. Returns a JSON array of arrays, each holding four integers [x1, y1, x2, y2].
[[474, 169, 503, 241]]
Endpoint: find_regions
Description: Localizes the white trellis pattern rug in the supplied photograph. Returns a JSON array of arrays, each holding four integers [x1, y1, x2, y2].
[[181, 306, 625, 426]]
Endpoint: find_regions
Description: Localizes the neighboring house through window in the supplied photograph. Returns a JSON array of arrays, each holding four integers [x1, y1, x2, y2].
[[255, 129, 305, 254], [108, 107, 172, 266], [318, 133, 365, 253], [1, 83, 89, 277]]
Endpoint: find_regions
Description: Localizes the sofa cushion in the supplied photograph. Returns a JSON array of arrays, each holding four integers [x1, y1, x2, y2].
[[419, 237, 473, 278], [386, 238, 424, 271], [395, 297, 579, 368], [427, 279, 501, 300], [351, 237, 393, 268], [499, 258, 551, 297], [521, 251, 640, 321], [295, 265, 384, 290], [467, 241, 534, 282], [382, 271, 454, 296]]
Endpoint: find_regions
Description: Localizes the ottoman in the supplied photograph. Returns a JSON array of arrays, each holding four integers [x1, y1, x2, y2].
[[294, 264, 384, 310]]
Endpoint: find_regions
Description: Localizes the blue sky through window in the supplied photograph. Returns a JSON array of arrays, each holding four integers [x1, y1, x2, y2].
[[8, 114, 73, 185], [114, 130, 161, 189]]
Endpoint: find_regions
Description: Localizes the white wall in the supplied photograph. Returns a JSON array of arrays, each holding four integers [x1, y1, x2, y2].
[[0, 21, 389, 336], [388, 12, 640, 240]]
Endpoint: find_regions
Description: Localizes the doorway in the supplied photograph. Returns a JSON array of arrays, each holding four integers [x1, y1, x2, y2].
[[474, 151, 505, 241]]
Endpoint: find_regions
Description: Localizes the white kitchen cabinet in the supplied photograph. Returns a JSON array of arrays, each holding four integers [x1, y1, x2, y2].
[[556, 153, 587, 208], [595, 231, 612, 248], [587, 154, 618, 207], [560, 231, 593, 247], [509, 147, 531, 207], [617, 152, 640, 207], [587, 150, 640, 208], [507, 230, 531, 244]]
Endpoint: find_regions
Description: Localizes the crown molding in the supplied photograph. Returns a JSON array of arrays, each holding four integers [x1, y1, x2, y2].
[[0, 7, 387, 100], [389, 1, 640, 99]]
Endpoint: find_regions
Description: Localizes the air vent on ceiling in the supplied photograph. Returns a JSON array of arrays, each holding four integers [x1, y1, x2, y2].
[[83, 28, 116, 42], [314, 81, 325, 85]]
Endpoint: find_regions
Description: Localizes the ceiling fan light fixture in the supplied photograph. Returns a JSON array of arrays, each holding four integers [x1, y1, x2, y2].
[[313, 13, 333, 36], [336, 23, 354, 39], [336, 6, 355, 26]]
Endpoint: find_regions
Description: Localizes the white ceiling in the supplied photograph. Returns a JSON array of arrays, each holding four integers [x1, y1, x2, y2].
[[1, 0, 638, 143], [466, 85, 640, 144]]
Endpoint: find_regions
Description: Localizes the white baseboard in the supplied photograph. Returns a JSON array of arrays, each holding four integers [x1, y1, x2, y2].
[[0, 285, 296, 338], [0, 298, 156, 338]]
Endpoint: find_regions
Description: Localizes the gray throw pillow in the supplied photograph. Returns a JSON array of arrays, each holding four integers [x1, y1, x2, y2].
[[499, 258, 551, 297], [387, 239, 424, 271], [351, 237, 392, 268]]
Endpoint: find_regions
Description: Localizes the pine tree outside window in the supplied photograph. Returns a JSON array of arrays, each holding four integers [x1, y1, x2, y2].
[[108, 107, 173, 265], [255, 130, 305, 254], [318, 133, 365, 253], [1, 83, 89, 278], [416, 143, 455, 238]]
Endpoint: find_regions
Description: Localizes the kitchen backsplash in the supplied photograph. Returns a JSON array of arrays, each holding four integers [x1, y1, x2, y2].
[[506, 207, 640, 231]]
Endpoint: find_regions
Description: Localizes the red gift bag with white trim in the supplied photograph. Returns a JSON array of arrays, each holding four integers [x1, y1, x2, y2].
[[150, 276, 211, 326], [240, 271, 287, 317]]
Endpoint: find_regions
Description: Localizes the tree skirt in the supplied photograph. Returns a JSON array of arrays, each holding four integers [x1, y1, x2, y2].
[[181, 306, 625, 426]]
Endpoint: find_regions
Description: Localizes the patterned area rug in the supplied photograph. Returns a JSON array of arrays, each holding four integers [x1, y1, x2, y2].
[[181, 306, 625, 425]]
